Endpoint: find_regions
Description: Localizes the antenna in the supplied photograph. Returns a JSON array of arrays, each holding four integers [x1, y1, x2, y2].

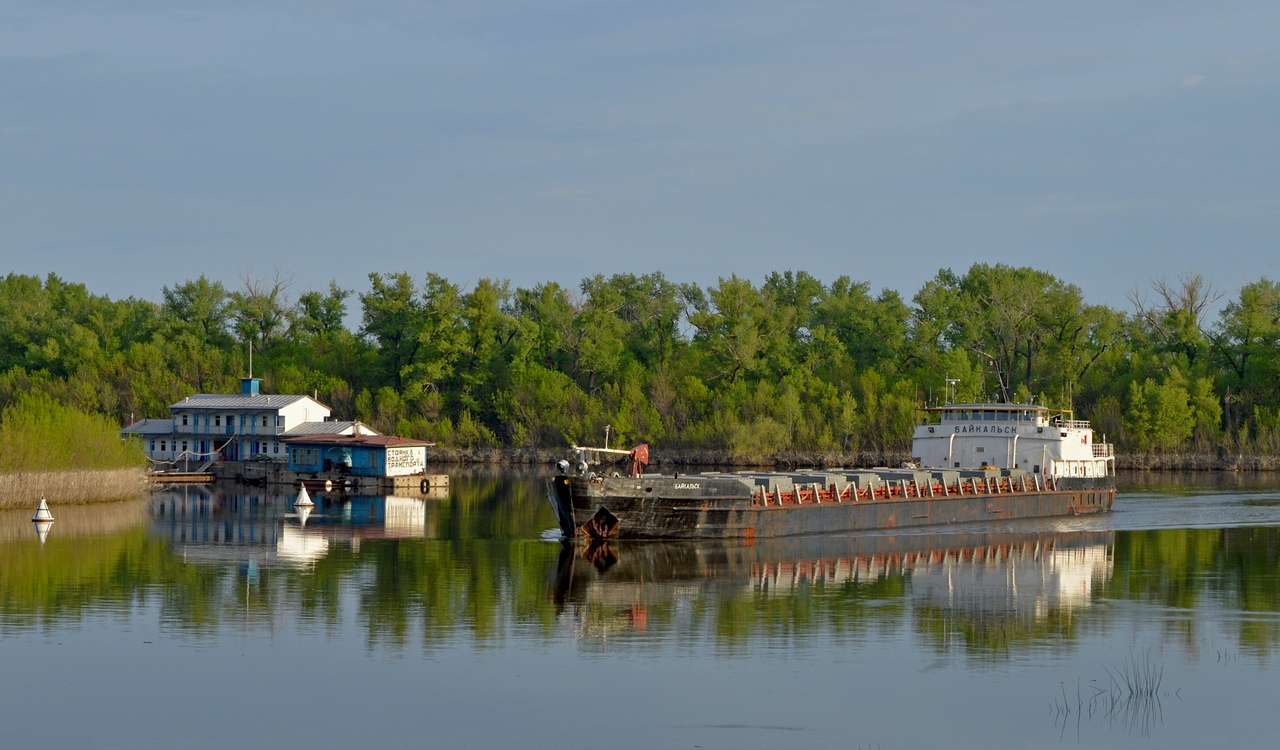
[[944, 377, 960, 405]]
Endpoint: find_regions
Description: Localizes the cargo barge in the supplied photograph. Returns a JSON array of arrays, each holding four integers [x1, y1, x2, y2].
[[548, 402, 1115, 540]]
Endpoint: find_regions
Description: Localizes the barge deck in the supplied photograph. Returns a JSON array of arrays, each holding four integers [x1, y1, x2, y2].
[[550, 466, 1114, 540]]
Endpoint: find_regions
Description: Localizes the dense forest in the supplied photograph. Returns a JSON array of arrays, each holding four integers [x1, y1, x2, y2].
[[1, 264, 1278, 457]]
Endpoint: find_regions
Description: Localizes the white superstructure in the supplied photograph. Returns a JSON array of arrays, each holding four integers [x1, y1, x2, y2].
[[911, 403, 1114, 479]]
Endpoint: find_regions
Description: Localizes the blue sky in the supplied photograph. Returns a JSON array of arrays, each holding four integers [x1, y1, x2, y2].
[[2, 1, 1277, 309]]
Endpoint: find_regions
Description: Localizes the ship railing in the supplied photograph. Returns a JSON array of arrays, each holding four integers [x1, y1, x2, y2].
[[1054, 419, 1093, 429], [752, 472, 1058, 506], [1092, 443, 1114, 458]]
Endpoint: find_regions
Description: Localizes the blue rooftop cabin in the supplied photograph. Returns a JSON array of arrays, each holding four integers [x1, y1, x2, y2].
[[284, 435, 433, 477], [241, 377, 261, 396]]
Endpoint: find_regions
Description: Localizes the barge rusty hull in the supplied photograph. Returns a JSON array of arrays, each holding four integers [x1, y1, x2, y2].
[[549, 473, 1114, 540]]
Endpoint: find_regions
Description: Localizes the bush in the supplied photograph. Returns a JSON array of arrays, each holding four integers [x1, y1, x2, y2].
[[0, 394, 146, 472]]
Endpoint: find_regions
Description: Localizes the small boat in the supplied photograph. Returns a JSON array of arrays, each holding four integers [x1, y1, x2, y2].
[[548, 402, 1115, 540]]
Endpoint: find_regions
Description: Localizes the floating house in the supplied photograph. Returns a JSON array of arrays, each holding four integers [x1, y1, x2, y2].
[[122, 378, 376, 463], [284, 434, 431, 478]]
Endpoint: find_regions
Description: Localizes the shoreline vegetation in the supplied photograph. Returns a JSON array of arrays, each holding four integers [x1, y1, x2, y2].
[[4, 266, 1280, 484], [0, 468, 149, 508], [0, 393, 148, 506], [430, 447, 1280, 472]]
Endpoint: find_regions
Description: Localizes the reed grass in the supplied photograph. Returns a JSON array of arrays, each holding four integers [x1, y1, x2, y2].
[[0, 468, 149, 507], [1052, 648, 1172, 740]]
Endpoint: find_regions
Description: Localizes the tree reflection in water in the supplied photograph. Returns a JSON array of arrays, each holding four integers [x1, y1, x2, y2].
[[1, 475, 1280, 661]]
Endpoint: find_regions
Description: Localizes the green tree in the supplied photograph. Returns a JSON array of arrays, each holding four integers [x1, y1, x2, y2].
[[161, 275, 232, 348], [360, 272, 423, 389]]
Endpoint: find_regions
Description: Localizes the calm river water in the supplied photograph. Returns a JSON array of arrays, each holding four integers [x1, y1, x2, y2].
[[2, 470, 1279, 749]]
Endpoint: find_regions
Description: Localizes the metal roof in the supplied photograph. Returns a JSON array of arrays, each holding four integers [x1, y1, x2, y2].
[[282, 421, 380, 437], [282, 434, 433, 448], [169, 394, 317, 410], [121, 418, 175, 435]]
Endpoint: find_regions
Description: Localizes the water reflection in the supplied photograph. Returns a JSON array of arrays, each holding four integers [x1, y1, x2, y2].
[[1, 477, 1279, 660], [552, 531, 1114, 655], [148, 486, 435, 568]]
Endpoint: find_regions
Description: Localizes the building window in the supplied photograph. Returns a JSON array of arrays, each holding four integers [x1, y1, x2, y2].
[[262, 415, 268, 427], [273, 442, 278, 454], [215, 415, 221, 427], [182, 441, 188, 454], [150, 440, 155, 452], [160, 441, 166, 452], [181, 414, 188, 426]]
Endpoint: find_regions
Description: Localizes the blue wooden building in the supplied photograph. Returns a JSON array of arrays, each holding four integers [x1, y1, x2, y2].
[[284, 434, 432, 478]]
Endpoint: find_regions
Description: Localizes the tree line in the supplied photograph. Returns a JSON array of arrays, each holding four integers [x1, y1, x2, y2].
[[1, 264, 1278, 456]]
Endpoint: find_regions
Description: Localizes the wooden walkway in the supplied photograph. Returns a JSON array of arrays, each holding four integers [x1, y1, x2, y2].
[[147, 472, 215, 484]]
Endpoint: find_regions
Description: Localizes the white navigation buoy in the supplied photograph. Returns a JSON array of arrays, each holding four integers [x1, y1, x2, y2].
[[32, 496, 54, 522], [296, 504, 313, 527], [33, 520, 53, 544], [294, 485, 314, 507]]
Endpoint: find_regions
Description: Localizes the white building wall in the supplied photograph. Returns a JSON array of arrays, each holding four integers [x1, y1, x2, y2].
[[384, 447, 427, 476]]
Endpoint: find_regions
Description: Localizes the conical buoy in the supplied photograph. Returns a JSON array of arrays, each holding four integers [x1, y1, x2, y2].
[[296, 504, 312, 527], [294, 485, 314, 507], [33, 520, 53, 544], [32, 496, 54, 522]]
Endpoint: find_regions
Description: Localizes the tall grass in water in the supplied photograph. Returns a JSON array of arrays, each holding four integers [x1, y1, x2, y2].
[[0, 395, 148, 506], [1053, 647, 1172, 740]]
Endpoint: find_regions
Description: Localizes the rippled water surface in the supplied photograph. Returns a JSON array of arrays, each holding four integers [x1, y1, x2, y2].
[[3, 470, 1279, 749]]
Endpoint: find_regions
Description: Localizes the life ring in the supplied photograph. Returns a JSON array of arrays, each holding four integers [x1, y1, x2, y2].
[[420, 478, 430, 493]]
